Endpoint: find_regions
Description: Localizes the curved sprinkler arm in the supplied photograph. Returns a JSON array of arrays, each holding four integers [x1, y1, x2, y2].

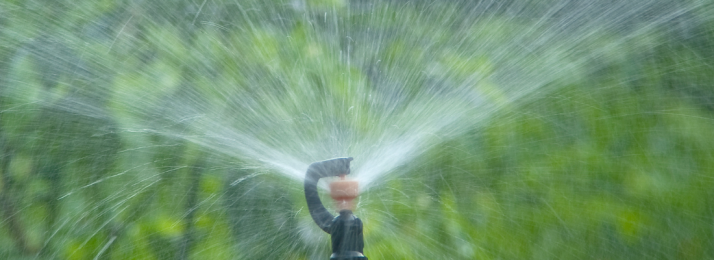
[[304, 157, 367, 260]]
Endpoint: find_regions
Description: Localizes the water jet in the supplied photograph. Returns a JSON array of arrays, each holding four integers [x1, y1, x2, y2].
[[1, 0, 712, 259]]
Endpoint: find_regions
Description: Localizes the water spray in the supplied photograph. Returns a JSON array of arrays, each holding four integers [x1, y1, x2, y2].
[[304, 157, 367, 260]]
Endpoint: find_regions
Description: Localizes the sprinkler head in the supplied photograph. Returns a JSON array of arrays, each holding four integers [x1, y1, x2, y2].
[[329, 175, 359, 211]]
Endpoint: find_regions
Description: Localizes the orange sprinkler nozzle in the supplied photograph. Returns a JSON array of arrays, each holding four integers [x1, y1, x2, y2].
[[329, 175, 359, 211]]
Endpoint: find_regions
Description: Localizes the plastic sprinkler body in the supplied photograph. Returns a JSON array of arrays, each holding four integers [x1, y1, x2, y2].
[[304, 158, 367, 260], [330, 175, 358, 211]]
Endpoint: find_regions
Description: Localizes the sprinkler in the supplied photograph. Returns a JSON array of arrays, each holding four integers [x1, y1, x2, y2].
[[304, 157, 367, 260]]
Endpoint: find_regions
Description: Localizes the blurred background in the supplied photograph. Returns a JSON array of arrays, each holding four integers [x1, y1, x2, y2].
[[1, 0, 713, 259]]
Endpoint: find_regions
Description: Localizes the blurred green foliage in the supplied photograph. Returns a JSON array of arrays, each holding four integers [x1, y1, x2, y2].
[[1, 0, 714, 259]]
